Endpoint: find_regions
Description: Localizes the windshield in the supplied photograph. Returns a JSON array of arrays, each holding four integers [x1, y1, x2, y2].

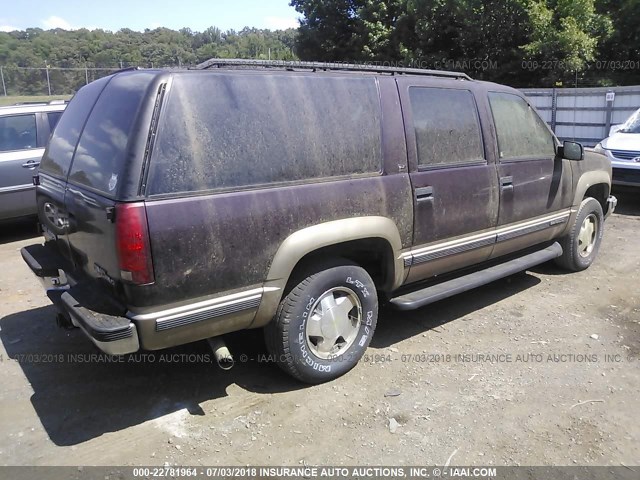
[[620, 108, 640, 133]]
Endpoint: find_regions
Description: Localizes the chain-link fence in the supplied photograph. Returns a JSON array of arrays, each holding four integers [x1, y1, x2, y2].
[[0, 65, 185, 97]]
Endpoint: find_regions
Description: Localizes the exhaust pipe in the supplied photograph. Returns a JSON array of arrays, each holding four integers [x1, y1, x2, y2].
[[207, 336, 234, 370]]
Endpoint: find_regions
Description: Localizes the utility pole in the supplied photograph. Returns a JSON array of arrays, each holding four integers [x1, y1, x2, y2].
[[0, 66, 6, 96], [85, 66, 89, 85], [45, 61, 51, 95]]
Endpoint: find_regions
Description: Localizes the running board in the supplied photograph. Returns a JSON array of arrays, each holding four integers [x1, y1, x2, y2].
[[390, 242, 563, 311]]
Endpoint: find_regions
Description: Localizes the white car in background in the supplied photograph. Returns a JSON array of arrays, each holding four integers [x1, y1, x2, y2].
[[597, 107, 640, 188]]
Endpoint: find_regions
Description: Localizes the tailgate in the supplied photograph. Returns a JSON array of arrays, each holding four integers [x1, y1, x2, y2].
[[60, 72, 157, 286]]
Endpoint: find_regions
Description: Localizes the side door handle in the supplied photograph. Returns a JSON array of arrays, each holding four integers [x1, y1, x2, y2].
[[22, 160, 40, 169], [415, 186, 434, 202], [500, 176, 514, 192]]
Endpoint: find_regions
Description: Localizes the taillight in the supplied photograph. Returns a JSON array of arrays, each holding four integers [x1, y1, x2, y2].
[[115, 202, 155, 285]]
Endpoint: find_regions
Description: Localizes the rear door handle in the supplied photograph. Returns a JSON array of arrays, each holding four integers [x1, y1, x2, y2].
[[415, 186, 434, 202], [22, 160, 40, 169], [500, 176, 514, 191]]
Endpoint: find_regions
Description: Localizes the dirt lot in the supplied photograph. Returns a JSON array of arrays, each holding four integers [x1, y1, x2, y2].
[[0, 190, 638, 467]]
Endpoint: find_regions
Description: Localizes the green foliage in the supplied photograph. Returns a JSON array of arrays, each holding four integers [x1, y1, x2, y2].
[[595, 0, 640, 84], [521, 0, 613, 81], [290, 0, 636, 86], [1, 1, 637, 93], [0, 26, 297, 95]]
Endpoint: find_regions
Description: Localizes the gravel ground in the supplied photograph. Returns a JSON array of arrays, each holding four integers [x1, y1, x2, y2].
[[0, 190, 638, 467]]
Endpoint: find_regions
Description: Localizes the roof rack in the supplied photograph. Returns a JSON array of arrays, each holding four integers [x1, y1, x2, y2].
[[194, 58, 472, 80]]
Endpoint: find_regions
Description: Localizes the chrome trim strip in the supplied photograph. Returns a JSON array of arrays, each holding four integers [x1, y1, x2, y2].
[[496, 222, 548, 242], [494, 211, 569, 238], [0, 183, 33, 194], [412, 236, 495, 266], [403, 210, 571, 267], [155, 295, 261, 332], [126, 287, 278, 332], [407, 230, 496, 258]]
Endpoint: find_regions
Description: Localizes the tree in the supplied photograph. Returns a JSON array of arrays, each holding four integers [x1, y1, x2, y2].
[[520, 0, 613, 82], [595, 0, 640, 84], [0, 25, 299, 94]]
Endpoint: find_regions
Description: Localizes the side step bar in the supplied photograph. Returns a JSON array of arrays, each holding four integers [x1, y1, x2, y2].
[[390, 242, 563, 311]]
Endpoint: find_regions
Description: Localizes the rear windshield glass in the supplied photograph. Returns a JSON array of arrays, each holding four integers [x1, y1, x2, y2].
[[147, 73, 382, 195], [68, 72, 155, 195], [39, 77, 109, 178]]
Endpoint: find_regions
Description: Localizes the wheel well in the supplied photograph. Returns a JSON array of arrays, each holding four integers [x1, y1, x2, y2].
[[284, 238, 396, 294], [584, 184, 609, 212]]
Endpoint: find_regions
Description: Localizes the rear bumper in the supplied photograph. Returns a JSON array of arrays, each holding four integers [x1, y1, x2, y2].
[[21, 242, 263, 353], [21, 244, 140, 356], [60, 289, 140, 355]]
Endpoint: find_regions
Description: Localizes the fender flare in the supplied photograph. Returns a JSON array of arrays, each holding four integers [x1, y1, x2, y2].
[[572, 171, 611, 207], [251, 216, 404, 327]]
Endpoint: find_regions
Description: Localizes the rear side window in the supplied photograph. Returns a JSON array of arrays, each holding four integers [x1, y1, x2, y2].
[[409, 87, 484, 168], [40, 77, 109, 178], [68, 72, 155, 195], [488, 92, 556, 160], [47, 112, 63, 131], [0, 114, 37, 152], [148, 73, 382, 195]]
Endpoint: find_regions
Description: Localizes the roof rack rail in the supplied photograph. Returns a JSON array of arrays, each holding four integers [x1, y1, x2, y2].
[[194, 58, 472, 80], [113, 66, 141, 74]]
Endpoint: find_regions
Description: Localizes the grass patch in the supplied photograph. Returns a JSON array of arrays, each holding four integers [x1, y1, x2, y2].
[[0, 95, 72, 107]]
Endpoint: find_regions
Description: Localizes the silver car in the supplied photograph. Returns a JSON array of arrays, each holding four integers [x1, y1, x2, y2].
[[0, 101, 66, 221], [596, 107, 640, 188]]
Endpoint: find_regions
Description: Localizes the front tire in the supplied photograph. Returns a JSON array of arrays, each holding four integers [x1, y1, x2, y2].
[[264, 261, 378, 384], [555, 197, 604, 272]]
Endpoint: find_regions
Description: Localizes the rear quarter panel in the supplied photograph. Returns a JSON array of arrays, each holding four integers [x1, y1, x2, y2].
[[140, 174, 413, 309], [133, 74, 412, 310]]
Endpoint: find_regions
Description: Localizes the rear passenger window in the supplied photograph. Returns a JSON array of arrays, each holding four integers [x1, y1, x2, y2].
[[148, 73, 383, 195], [40, 77, 109, 178], [0, 114, 37, 152], [47, 112, 63, 131], [409, 87, 484, 168], [68, 72, 154, 194], [488, 92, 556, 160]]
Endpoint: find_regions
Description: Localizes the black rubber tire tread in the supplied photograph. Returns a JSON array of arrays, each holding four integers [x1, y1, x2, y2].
[[264, 259, 378, 384], [555, 197, 604, 272]]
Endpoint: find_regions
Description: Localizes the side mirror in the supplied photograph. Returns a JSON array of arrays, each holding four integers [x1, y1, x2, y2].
[[609, 124, 622, 136], [558, 140, 584, 161]]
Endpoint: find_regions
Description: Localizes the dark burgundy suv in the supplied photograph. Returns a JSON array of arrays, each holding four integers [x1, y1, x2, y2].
[[21, 60, 616, 383]]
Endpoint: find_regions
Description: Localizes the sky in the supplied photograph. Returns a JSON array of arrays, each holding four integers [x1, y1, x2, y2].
[[0, 0, 300, 32]]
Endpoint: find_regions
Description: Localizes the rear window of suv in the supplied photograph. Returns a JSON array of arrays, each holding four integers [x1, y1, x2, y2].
[[67, 72, 155, 195], [39, 77, 109, 178], [147, 73, 383, 195]]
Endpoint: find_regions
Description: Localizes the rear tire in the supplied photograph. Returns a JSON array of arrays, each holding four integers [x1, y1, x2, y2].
[[264, 261, 378, 384], [555, 197, 604, 272]]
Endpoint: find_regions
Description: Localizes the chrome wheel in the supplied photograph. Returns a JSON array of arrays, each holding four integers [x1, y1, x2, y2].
[[578, 213, 598, 258], [306, 287, 362, 359]]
